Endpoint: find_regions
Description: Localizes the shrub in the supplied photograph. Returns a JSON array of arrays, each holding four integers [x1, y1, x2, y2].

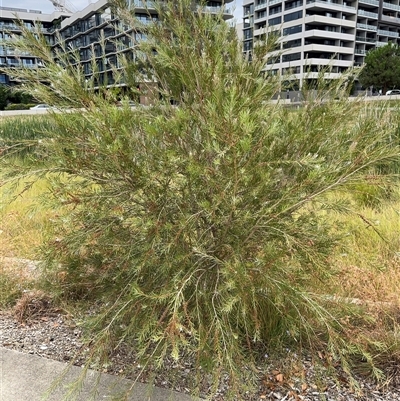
[[2, 0, 400, 398], [5, 103, 35, 110]]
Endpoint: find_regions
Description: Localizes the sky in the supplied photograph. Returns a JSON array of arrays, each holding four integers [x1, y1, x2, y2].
[[0, 0, 243, 20]]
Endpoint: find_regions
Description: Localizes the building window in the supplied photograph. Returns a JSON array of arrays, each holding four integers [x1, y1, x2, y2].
[[88, 15, 97, 29], [244, 28, 253, 39], [269, 16, 282, 26], [269, 6, 282, 15], [243, 40, 253, 51], [266, 55, 280, 64], [284, 10, 303, 22], [244, 5, 254, 15], [135, 32, 147, 42], [257, 10, 266, 19], [100, 7, 112, 24], [282, 52, 301, 62], [283, 38, 301, 49], [285, 0, 303, 10], [22, 59, 34, 66], [283, 24, 302, 35], [282, 66, 300, 74]]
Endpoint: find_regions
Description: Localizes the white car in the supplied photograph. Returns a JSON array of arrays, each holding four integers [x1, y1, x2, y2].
[[385, 89, 400, 95], [30, 104, 51, 110]]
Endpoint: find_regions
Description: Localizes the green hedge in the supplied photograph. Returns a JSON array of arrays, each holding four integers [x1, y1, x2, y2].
[[5, 103, 35, 110]]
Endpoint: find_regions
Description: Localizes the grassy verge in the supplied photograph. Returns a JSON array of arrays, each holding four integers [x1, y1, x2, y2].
[[1, 162, 400, 379], [0, 163, 54, 307]]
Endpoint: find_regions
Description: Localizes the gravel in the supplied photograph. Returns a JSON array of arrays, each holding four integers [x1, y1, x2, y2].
[[1, 307, 400, 401], [1, 258, 399, 400]]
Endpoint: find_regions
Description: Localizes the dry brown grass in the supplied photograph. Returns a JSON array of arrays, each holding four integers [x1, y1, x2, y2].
[[0, 177, 53, 307], [13, 289, 55, 323]]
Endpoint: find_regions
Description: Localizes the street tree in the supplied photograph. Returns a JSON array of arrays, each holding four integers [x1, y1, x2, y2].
[[359, 42, 400, 93]]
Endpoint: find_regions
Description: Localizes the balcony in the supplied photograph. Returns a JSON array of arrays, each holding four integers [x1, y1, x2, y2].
[[304, 29, 355, 41], [254, 14, 267, 22], [132, 0, 156, 8], [382, 2, 400, 11], [378, 28, 399, 37], [356, 23, 377, 31], [306, 0, 356, 10], [305, 14, 356, 27], [303, 43, 354, 54], [356, 36, 376, 42], [381, 14, 400, 24], [304, 57, 353, 67], [254, 2, 267, 11], [303, 72, 343, 79], [358, 0, 379, 5], [354, 48, 367, 54], [197, 5, 232, 15], [357, 9, 378, 18]]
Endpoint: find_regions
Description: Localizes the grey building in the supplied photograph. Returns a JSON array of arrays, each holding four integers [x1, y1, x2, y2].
[[56, 0, 234, 89], [1, 0, 233, 92], [0, 6, 71, 86]]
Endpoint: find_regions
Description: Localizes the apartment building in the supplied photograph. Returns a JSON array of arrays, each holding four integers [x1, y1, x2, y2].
[[56, 0, 233, 88], [0, 6, 71, 86], [243, 0, 400, 87], [0, 0, 233, 90]]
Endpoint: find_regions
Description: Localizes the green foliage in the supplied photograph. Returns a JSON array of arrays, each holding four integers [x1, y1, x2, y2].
[[5, 103, 35, 110], [0, 115, 54, 158], [0, 84, 9, 110], [1, 1, 400, 398], [0, 274, 24, 308], [8, 90, 34, 104], [0, 86, 34, 110], [359, 43, 400, 93]]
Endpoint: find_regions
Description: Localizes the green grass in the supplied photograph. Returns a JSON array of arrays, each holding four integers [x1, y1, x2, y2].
[[0, 115, 55, 158]]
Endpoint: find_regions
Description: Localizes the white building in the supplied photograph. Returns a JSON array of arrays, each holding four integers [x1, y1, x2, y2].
[[242, 0, 400, 88]]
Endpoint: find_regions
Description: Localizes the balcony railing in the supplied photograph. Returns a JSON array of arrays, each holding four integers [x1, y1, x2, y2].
[[378, 28, 399, 37], [254, 14, 267, 21], [357, 23, 377, 31], [381, 14, 400, 24], [0, 6, 41, 13], [255, 2, 267, 10], [357, 9, 378, 18], [0, 23, 48, 33], [358, 0, 379, 5], [133, 0, 156, 7], [306, 0, 356, 9], [356, 36, 377, 42], [382, 1, 400, 11], [355, 48, 367, 54], [197, 5, 231, 14]]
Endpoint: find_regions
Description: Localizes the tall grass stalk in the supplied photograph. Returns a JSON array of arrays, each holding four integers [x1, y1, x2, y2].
[[1, 0, 400, 398]]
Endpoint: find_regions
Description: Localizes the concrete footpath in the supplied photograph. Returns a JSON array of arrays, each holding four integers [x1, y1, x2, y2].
[[0, 347, 198, 401]]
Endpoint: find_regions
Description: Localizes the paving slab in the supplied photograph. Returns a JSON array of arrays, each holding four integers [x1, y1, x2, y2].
[[0, 347, 198, 401]]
